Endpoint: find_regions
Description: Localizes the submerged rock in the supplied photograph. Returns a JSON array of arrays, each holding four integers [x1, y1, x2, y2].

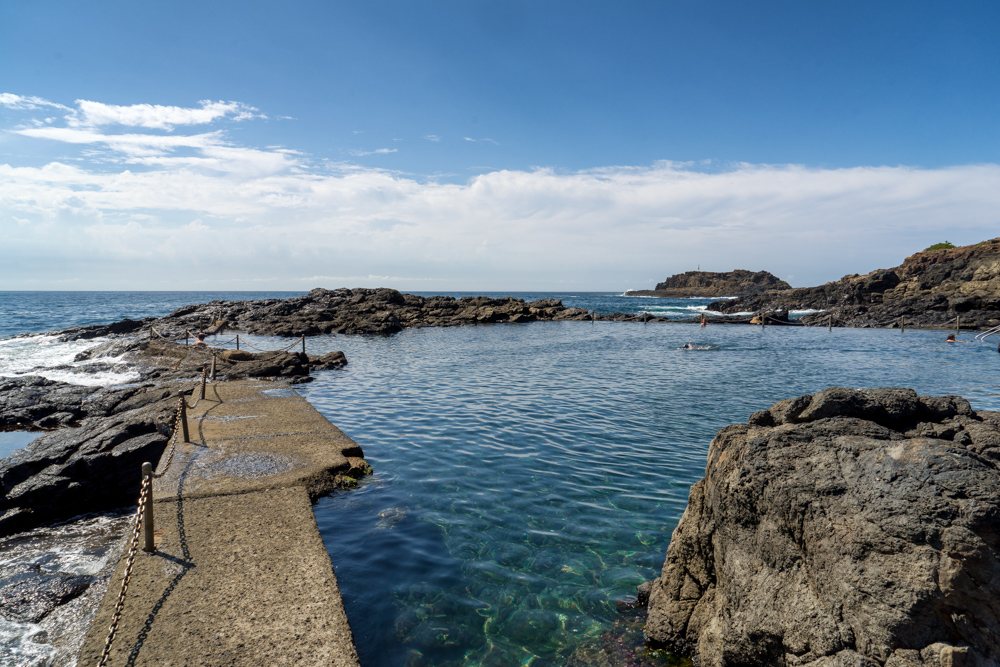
[[645, 387, 1000, 666]]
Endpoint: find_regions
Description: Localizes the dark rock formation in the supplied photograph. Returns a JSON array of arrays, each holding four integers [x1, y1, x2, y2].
[[645, 387, 1000, 666], [0, 385, 178, 536], [709, 238, 1000, 329], [125, 288, 660, 338], [308, 351, 348, 370], [626, 270, 791, 298], [0, 562, 93, 623]]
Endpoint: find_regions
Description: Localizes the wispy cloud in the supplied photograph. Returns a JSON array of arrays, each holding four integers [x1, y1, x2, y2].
[[347, 148, 398, 156], [71, 99, 261, 130], [424, 135, 441, 142], [0, 93, 71, 111], [2, 94, 999, 290]]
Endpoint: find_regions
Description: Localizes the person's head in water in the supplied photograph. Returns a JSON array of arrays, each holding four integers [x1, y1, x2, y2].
[[946, 333, 957, 342], [194, 332, 208, 347]]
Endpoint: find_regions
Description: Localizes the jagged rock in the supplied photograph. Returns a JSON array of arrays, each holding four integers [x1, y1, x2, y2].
[[308, 351, 348, 370], [709, 238, 1000, 329], [0, 563, 93, 623], [0, 386, 178, 537], [627, 270, 792, 298], [111, 288, 647, 339], [645, 387, 1000, 666]]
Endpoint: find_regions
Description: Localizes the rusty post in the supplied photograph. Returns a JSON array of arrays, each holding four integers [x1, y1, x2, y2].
[[211, 354, 217, 381], [142, 462, 155, 553], [828, 314, 832, 331], [302, 335, 306, 355], [201, 367, 207, 400], [236, 335, 240, 351], [900, 315, 905, 332], [956, 316, 960, 337], [178, 394, 189, 442]]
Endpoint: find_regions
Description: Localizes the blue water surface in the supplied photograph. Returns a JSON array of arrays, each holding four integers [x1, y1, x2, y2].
[[287, 322, 1000, 667], [2, 291, 997, 666]]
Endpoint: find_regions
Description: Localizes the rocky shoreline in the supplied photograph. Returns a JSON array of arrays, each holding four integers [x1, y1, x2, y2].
[[52, 288, 670, 341], [705, 238, 1000, 329], [642, 388, 1000, 666]]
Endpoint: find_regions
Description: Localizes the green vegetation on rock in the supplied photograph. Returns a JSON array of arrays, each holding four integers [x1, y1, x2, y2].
[[923, 241, 956, 251]]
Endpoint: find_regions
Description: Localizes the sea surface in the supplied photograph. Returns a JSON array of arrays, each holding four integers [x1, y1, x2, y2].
[[2, 291, 999, 666]]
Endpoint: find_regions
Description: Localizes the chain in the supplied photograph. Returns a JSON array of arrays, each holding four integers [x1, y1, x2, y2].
[[97, 474, 151, 667], [152, 397, 184, 479], [237, 336, 303, 353]]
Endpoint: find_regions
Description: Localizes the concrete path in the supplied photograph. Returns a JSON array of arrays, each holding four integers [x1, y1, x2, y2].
[[79, 380, 368, 666]]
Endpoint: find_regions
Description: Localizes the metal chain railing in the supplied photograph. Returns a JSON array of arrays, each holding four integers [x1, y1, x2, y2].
[[97, 473, 151, 667]]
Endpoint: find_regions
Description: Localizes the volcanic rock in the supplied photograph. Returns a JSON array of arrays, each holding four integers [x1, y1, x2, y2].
[[626, 270, 791, 298], [0, 385, 178, 536], [709, 238, 1000, 328], [0, 563, 93, 623], [645, 387, 1000, 666], [120, 288, 612, 339]]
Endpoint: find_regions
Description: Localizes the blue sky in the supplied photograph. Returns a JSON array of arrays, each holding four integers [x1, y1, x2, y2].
[[1, 1, 999, 290]]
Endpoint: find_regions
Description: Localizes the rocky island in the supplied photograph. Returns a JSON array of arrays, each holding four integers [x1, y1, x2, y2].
[[643, 387, 1000, 666], [708, 238, 1000, 329], [625, 269, 791, 298]]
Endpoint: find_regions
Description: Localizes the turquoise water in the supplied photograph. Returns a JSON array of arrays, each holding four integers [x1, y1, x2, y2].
[[294, 323, 1000, 666]]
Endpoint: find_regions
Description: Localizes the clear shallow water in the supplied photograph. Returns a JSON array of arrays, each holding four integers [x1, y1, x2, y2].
[[0, 432, 37, 460], [288, 323, 1000, 667]]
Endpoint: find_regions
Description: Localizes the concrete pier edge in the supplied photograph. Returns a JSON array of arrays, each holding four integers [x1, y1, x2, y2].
[[79, 379, 367, 666]]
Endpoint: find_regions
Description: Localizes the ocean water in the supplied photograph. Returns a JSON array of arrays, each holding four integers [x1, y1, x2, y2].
[[294, 323, 1000, 667], [2, 292, 999, 667]]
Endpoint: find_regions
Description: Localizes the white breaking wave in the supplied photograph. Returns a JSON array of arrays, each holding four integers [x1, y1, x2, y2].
[[0, 335, 139, 387]]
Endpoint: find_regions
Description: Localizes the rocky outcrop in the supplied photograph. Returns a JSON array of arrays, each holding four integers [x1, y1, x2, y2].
[[709, 238, 1000, 328], [0, 385, 179, 536], [122, 288, 664, 338], [626, 270, 791, 298], [645, 387, 1000, 666]]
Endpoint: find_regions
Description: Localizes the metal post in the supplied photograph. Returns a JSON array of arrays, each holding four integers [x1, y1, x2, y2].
[[211, 354, 217, 381], [302, 335, 306, 355], [761, 312, 765, 328], [178, 394, 189, 443], [185, 331, 189, 346], [236, 335, 240, 351], [142, 462, 155, 553], [956, 316, 960, 337], [200, 367, 207, 400], [828, 314, 832, 331], [900, 315, 905, 332]]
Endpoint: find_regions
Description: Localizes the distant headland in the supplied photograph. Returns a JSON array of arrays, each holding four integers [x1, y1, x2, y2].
[[624, 269, 791, 298], [628, 238, 1000, 329]]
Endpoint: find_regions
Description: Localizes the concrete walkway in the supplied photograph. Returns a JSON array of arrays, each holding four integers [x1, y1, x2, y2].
[[79, 380, 368, 666]]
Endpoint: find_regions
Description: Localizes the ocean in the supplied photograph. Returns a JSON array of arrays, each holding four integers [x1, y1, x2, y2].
[[2, 291, 999, 666]]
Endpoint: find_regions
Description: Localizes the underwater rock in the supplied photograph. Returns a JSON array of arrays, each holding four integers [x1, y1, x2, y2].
[[645, 387, 1000, 666]]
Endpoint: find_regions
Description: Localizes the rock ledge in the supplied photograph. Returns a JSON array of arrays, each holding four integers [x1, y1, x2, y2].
[[645, 387, 1000, 667]]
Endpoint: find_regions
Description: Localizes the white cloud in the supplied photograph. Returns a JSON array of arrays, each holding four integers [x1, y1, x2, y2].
[[347, 148, 398, 156], [424, 135, 442, 142], [2, 94, 1000, 290], [72, 99, 260, 130], [0, 93, 71, 111]]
